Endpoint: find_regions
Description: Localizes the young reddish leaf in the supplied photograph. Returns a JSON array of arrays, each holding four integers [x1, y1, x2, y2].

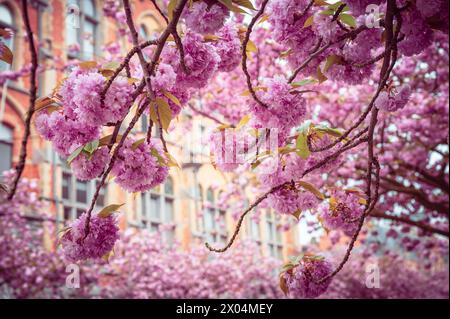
[[316, 65, 328, 83], [292, 210, 302, 220], [323, 54, 344, 73], [100, 69, 115, 77], [79, 61, 97, 70], [279, 274, 289, 296], [0, 43, 13, 64], [303, 15, 314, 28]]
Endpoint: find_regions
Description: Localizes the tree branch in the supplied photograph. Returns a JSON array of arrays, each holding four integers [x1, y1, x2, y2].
[[7, 0, 39, 200]]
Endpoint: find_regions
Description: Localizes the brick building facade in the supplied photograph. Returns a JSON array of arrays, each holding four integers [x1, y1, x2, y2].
[[0, 0, 299, 259]]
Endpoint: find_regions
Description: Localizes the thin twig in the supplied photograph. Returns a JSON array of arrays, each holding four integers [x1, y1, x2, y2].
[[241, 0, 270, 109], [7, 0, 39, 200], [83, 0, 189, 237]]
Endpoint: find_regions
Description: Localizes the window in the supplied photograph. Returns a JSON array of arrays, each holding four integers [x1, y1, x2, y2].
[[265, 211, 283, 259], [191, 183, 204, 238], [139, 177, 176, 244], [66, 0, 98, 60], [247, 216, 262, 245], [203, 188, 228, 244], [0, 123, 13, 176], [139, 24, 149, 40], [60, 158, 107, 222], [0, 4, 15, 72]]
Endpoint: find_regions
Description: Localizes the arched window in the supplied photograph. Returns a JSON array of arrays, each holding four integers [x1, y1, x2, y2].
[[139, 177, 176, 243], [0, 3, 15, 72], [0, 123, 13, 175], [66, 0, 98, 60]]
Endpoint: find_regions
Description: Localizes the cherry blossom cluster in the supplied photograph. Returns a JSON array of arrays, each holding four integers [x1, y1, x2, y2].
[[375, 84, 411, 112], [111, 138, 169, 193], [60, 211, 120, 262], [319, 189, 365, 237], [281, 254, 333, 299]]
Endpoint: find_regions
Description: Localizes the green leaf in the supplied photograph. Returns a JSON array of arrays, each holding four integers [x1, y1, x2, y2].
[[291, 78, 318, 87], [57, 226, 72, 235], [150, 148, 167, 166], [131, 138, 146, 150], [165, 151, 179, 168], [296, 133, 310, 159], [339, 13, 357, 28], [319, 9, 335, 15], [67, 145, 84, 164], [279, 48, 292, 58], [98, 203, 125, 218], [103, 61, 120, 70], [288, 254, 304, 265], [327, 1, 343, 10], [297, 181, 325, 200], [83, 139, 99, 154], [314, 125, 343, 137]]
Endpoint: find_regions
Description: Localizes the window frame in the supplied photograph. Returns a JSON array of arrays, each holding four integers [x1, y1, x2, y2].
[[265, 211, 284, 259], [59, 155, 107, 223], [0, 123, 13, 176], [66, 0, 99, 60], [0, 3, 16, 72], [138, 177, 176, 242], [203, 188, 228, 244]]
